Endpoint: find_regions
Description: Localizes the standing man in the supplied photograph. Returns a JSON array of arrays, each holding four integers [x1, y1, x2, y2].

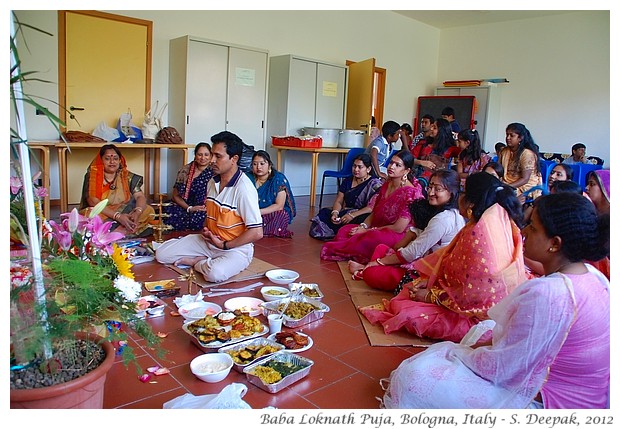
[[441, 106, 461, 134], [155, 131, 263, 283]]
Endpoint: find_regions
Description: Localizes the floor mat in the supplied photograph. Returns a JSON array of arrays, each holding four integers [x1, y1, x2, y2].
[[167, 258, 279, 288], [338, 262, 436, 348]]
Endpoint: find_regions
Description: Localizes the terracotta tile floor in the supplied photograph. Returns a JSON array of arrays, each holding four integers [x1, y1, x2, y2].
[[98, 195, 424, 409]]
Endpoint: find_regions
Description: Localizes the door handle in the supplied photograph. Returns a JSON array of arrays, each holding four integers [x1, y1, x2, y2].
[[69, 106, 85, 111]]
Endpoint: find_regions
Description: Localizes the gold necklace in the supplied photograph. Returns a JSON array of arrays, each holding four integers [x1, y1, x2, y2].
[[104, 172, 118, 190]]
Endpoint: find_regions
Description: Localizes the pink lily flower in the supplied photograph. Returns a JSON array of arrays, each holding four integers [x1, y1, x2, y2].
[[48, 220, 73, 251], [60, 210, 90, 235], [10, 176, 22, 195], [87, 215, 125, 254]]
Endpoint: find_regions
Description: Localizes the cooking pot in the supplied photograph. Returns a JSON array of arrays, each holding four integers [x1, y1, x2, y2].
[[300, 127, 341, 148], [338, 129, 366, 148]]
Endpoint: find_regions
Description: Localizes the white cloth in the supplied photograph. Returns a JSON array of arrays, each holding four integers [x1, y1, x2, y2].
[[398, 208, 466, 263], [381, 265, 609, 409]]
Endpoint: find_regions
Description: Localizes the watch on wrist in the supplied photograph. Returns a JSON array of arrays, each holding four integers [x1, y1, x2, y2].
[[222, 241, 229, 250]]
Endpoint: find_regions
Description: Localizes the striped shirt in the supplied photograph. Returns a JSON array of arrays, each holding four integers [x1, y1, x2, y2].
[[205, 168, 262, 241]]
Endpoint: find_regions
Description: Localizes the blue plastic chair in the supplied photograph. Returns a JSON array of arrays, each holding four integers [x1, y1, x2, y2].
[[577, 163, 602, 191], [319, 147, 365, 208], [383, 149, 399, 168]]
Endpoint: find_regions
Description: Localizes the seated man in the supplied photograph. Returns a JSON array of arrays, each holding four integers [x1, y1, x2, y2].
[[155, 131, 263, 283], [563, 142, 595, 164]]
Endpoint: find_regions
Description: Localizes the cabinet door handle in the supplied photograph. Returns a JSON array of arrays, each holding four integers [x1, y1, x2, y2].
[[186, 115, 189, 125], [69, 106, 85, 111]]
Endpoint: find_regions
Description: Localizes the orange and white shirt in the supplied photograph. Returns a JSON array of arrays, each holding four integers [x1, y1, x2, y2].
[[205, 169, 262, 242]]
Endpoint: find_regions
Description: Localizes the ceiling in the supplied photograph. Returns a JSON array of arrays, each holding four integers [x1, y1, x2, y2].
[[393, 10, 576, 29]]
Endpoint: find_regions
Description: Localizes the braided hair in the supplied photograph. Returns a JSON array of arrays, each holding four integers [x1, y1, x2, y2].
[[534, 193, 609, 261], [463, 172, 523, 227]]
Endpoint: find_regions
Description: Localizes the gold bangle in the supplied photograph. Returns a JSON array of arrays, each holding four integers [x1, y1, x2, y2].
[[376, 258, 385, 266], [135, 207, 143, 213], [425, 290, 434, 303], [113, 212, 121, 221]]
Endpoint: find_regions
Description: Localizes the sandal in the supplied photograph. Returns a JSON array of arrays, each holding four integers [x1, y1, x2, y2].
[[352, 270, 364, 281]]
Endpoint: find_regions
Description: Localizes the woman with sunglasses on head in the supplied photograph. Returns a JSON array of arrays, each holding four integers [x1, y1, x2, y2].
[[361, 172, 527, 342], [381, 192, 609, 409], [347, 169, 465, 291]]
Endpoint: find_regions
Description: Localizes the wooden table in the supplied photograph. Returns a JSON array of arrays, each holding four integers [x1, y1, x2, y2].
[[55, 142, 195, 213], [274, 146, 350, 207], [27, 142, 54, 219]]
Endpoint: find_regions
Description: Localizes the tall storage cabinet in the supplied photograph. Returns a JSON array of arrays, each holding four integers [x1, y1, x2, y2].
[[267, 54, 348, 196], [168, 35, 268, 148], [268, 54, 346, 137], [435, 85, 502, 150]]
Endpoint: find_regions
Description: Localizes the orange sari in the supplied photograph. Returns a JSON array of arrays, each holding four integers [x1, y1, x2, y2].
[[79, 152, 154, 234]]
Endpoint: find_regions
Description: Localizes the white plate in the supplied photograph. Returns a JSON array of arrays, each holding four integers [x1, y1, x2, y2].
[[267, 332, 313, 353], [178, 301, 222, 321], [224, 297, 265, 317], [265, 269, 300, 285], [183, 321, 269, 350]]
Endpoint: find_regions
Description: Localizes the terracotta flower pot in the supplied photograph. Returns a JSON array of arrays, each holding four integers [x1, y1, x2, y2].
[[10, 333, 115, 409]]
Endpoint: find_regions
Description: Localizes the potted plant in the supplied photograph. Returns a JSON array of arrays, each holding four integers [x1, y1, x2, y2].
[[9, 12, 163, 408]]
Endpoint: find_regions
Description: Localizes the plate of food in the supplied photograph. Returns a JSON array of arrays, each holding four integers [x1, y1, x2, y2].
[[224, 297, 265, 317], [182, 311, 268, 350], [267, 331, 313, 353], [218, 337, 285, 372]]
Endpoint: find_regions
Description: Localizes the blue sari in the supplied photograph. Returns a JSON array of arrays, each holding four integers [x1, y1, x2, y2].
[[165, 162, 214, 231], [247, 171, 296, 237]]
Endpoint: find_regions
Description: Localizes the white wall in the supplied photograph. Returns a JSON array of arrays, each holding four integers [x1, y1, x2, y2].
[[438, 11, 610, 165], [13, 10, 611, 200]]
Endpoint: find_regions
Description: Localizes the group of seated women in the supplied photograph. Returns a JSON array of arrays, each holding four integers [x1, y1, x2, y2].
[[81, 127, 610, 408], [309, 120, 610, 409], [80, 143, 297, 239]]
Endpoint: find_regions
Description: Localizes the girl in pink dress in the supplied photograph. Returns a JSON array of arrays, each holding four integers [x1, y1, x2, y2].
[[381, 192, 610, 409]]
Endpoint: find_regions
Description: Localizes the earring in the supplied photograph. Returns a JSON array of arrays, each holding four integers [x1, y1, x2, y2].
[[268, 168, 272, 175], [466, 208, 473, 218], [549, 247, 554, 252], [401, 175, 407, 187]]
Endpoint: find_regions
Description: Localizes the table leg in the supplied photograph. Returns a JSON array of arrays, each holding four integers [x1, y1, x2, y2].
[[57, 147, 69, 214], [309, 153, 319, 207], [276, 149, 283, 172]]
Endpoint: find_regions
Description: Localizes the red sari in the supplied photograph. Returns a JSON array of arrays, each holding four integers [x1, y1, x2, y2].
[[320, 180, 424, 264]]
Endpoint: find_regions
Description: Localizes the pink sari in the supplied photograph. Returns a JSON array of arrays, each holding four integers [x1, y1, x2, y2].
[[361, 203, 527, 342], [320, 180, 424, 264]]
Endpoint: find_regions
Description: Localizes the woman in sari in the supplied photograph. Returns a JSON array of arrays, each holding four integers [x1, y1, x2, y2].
[[247, 150, 296, 238], [413, 118, 458, 181], [360, 172, 527, 342], [499, 122, 543, 197], [320, 150, 424, 264], [381, 193, 609, 409], [584, 169, 610, 279], [165, 142, 214, 231], [309, 153, 382, 240], [80, 144, 155, 236], [347, 169, 466, 291]]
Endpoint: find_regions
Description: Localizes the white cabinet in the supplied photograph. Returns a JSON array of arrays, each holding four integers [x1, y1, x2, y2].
[[435, 85, 502, 151], [267, 55, 348, 196], [168, 35, 268, 148], [268, 55, 346, 137]]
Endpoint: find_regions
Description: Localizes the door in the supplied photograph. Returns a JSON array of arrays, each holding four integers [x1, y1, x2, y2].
[[60, 11, 151, 133], [59, 11, 152, 205], [186, 40, 228, 144], [226, 47, 268, 148], [345, 58, 375, 146], [314, 63, 346, 129], [289, 58, 317, 134]]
